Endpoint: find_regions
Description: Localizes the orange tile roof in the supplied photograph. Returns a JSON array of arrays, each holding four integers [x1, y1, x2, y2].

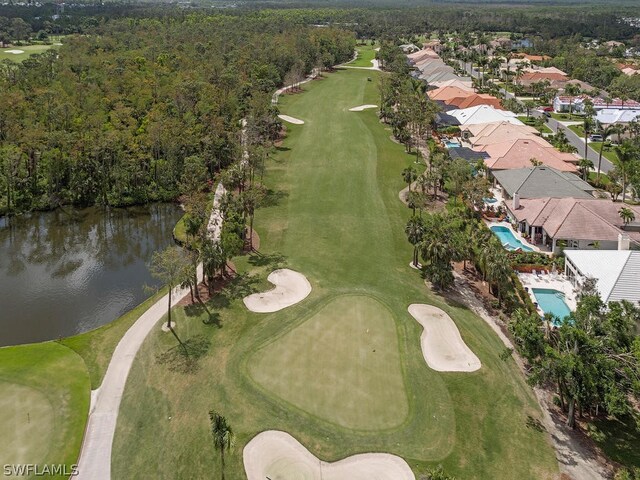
[[482, 139, 579, 172], [428, 85, 475, 102], [450, 94, 504, 110]]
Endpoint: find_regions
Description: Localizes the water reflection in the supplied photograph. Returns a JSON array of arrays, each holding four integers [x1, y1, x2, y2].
[[0, 204, 182, 346]]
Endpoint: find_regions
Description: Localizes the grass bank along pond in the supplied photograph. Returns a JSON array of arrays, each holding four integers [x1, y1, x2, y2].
[[0, 203, 182, 346]]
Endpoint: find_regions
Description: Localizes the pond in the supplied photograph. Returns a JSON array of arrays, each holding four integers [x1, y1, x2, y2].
[[0, 204, 183, 347]]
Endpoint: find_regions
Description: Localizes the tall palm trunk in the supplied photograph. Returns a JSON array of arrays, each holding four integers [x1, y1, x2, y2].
[[597, 144, 604, 183]]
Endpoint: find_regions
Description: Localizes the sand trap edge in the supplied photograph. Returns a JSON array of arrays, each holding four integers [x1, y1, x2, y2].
[[408, 303, 481, 372], [278, 114, 305, 125], [243, 430, 415, 480], [243, 269, 311, 313]]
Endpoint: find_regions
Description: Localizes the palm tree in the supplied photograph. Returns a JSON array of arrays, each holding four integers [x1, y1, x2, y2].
[[402, 166, 417, 192], [612, 142, 638, 203], [405, 215, 426, 266], [596, 125, 615, 183], [563, 83, 581, 118], [209, 411, 235, 480], [523, 99, 537, 118], [619, 207, 635, 226], [582, 116, 594, 160], [578, 158, 593, 181]]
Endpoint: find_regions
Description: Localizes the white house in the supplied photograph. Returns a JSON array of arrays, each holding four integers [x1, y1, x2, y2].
[[564, 249, 640, 305]]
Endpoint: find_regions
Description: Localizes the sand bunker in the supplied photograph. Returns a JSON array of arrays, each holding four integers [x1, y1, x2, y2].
[[244, 431, 415, 480], [349, 104, 378, 112], [243, 269, 311, 313], [278, 114, 305, 125], [408, 304, 481, 372], [4, 49, 24, 54]]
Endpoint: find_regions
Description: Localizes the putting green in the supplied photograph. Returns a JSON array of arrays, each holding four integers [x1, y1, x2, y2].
[[0, 342, 89, 477], [0, 383, 54, 466], [248, 295, 408, 430]]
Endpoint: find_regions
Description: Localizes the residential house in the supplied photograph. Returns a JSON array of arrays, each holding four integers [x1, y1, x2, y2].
[[462, 121, 540, 145], [506, 197, 640, 253], [448, 93, 504, 110], [480, 138, 579, 173], [429, 78, 474, 90], [564, 250, 640, 305], [492, 166, 596, 201], [595, 109, 640, 139], [445, 105, 522, 126]]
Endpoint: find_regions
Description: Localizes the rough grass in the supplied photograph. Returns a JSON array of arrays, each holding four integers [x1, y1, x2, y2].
[[112, 68, 558, 480], [348, 43, 377, 67], [0, 342, 89, 478], [59, 288, 167, 389]]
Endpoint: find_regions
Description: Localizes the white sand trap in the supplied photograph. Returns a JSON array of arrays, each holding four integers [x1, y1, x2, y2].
[[408, 304, 481, 372], [243, 269, 311, 313], [278, 114, 305, 125], [349, 104, 378, 112], [244, 431, 415, 480], [4, 49, 24, 54]]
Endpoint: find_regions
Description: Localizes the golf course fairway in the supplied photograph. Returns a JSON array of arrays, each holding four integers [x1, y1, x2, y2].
[[112, 67, 558, 480]]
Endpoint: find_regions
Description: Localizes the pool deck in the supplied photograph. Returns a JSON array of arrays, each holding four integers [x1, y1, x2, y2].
[[518, 272, 578, 315], [485, 220, 543, 253]]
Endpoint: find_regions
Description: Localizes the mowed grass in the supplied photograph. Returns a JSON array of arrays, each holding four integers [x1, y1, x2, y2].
[[348, 43, 377, 67], [112, 68, 557, 480], [0, 343, 89, 478], [248, 295, 409, 431], [0, 44, 59, 62], [59, 288, 167, 389]]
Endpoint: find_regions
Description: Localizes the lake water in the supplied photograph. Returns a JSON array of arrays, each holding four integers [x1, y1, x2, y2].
[[0, 204, 183, 346]]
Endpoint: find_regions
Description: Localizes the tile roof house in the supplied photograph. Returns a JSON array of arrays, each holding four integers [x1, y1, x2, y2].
[[428, 85, 475, 101], [506, 198, 640, 253], [463, 121, 540, 146], [449, 94, 504, 110], [407, 49, 440, 63], [596, 109, 640, 134], [479, 138, 579, 173], [446, 105, 522, 126], [564, 250, 640, 305], [492, 166, 595, 200], [429, 78, 474, 90]]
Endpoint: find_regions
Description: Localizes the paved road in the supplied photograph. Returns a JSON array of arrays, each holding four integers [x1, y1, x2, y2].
[[539, 115, 614, 174], [459, 61, 614, 174]]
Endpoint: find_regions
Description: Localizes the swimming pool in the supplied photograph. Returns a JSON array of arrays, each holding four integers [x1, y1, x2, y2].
[[483, 197, 498, 204], [444, 141, 461, 148], [490, 225, 533, 252], [532, 288, 572, 324]]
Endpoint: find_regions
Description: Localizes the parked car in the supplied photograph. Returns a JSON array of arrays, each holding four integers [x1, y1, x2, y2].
[[542, 106, 553, 112], [544, 111, 551, 118], [589, 134, 603, 142]]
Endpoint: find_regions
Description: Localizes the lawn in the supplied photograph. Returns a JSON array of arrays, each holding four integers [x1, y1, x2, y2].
[[517, 116, 553, 134], [0, 342, 89, 477], [112, 68, 558, 480], [347, 43, 377, 67], [0, 43, 60, 62], [59, 288, 167, 389]]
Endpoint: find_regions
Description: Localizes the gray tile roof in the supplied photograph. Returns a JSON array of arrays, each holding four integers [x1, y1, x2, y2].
[[493, 166, 595, 199]]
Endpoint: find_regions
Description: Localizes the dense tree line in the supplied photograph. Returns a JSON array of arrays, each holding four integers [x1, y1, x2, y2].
[[0, 13, 354, 214]]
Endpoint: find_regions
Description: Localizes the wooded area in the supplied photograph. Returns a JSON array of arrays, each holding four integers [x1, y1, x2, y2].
[[0, 14, 354, 214]]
